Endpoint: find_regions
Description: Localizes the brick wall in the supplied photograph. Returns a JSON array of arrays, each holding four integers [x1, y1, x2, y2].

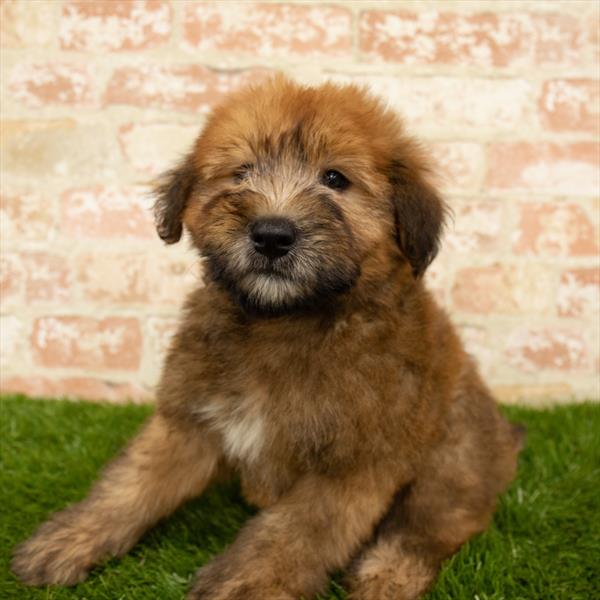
[[1, 0, 598, 405]]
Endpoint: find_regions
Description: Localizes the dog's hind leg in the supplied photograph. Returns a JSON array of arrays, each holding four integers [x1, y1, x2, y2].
[[346, 480, 494, 600], [12, 413, 222, 586], [347, 394, 523, 600]]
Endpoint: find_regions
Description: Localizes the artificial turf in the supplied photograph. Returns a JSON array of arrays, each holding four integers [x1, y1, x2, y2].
[[1, 396, 599, 600]]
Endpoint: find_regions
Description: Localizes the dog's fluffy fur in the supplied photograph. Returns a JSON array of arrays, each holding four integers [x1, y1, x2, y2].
[[12, 77, 524, 599]]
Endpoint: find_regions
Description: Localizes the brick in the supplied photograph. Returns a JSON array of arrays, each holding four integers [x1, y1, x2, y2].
[[457, 324, 494, 377], [429, 142, 484, 192], [141, 316, 180, 386], [532, 13, 586, 67], [0, 0, 57, 47], [557, 268, 600, 317], [145, 316, 178, 376], [0, 253, 24, 306], [20, 252, 71, 303], [452, 265, 509, 314], [348, 76, 532, 132], [486, 143, 599, 195], [0, 315, 25, 368], [105, 65, 270, 113], [539, 79, 600, 134], [60, 186, 155, 240], [32, 316, 142, 370], [359, 10, 530, 67], [0, 191, 56, 242], [506, 328, 589, 371], [1, 119, 116, 180], [60, 1, 171, 51], [75, 252, 198, 305], [0, 376, 151, 403], [118, 122, 199, 174], [183, 3, 351, 58], [359, 11, 587, 68], [444, 202, 503, 254], [2, 252, 72, 307], [590, 11, 600, 65], [146, 316, 178, 356], [9, 63, 94, 108], [451, 264, 554, 315], [514, 203, 598, 257]]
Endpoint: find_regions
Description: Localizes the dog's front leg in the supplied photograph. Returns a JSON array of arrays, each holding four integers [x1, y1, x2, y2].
[[188, 466, 399, 600], [12, 413, 222, 586]]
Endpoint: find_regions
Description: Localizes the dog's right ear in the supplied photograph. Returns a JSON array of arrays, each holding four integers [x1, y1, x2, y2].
[[153, 154, 198, 244]]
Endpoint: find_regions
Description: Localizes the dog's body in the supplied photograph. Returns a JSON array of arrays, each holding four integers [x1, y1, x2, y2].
[[13, 78, 523, 599]]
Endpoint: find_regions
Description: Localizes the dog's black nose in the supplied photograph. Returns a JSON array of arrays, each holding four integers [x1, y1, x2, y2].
[[250, 218, 297, 259]]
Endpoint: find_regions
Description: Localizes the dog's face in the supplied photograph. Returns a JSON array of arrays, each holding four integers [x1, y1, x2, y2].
[[154, 78, 447, 315]]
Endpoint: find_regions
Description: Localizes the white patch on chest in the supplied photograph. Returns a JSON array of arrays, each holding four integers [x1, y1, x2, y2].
[[222, 410, 265, 463], [194, 396, 265, 463]]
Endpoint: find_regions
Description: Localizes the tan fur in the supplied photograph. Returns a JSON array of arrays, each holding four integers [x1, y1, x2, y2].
[[12, 77, 523, 599]]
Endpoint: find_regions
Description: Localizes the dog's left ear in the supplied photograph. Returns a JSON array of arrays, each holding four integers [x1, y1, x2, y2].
[[389, 159, 448, 277], [153, 154, 198, 244]]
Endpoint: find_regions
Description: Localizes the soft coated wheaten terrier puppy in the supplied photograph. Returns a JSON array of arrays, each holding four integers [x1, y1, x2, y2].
[[13, 77, 524, 600]]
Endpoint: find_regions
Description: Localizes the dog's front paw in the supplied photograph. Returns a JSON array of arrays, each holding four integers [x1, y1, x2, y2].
[[347, 561, 432, 600], [188, 583, 293, 600], [11, 519, 98, 586], [187, 559, 294, 600], [347, 574, 406, 600]]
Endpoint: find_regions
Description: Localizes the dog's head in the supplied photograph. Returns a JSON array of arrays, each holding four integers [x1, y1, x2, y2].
[[154, 77, 447, 315]]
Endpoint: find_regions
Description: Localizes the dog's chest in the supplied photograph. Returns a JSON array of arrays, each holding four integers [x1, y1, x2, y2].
[[195, 396, 266, 463]]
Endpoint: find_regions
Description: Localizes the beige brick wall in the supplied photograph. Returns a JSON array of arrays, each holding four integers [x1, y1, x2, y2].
[[1, 0, 598, 405]]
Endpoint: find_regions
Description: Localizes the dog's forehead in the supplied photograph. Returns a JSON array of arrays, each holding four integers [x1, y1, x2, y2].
[[196, 80, 399, 179], [226, 100, 366, 159]]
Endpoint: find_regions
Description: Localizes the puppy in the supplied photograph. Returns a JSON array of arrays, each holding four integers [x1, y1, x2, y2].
[[12, 77, 524, 600]]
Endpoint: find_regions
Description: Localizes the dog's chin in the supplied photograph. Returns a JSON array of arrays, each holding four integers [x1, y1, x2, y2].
[[239, 271, 353, 317], [237, 274, 313, 317], [237, 268, 363, 317], [204, 249, 361, 317]]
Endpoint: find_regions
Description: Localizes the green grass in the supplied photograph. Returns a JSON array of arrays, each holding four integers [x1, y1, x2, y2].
[[1, 396, 599, 600]]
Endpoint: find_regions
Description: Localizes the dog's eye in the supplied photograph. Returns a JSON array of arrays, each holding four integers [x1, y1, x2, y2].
[[233, 164, 253, 182], [322, 169, 350, 191]]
